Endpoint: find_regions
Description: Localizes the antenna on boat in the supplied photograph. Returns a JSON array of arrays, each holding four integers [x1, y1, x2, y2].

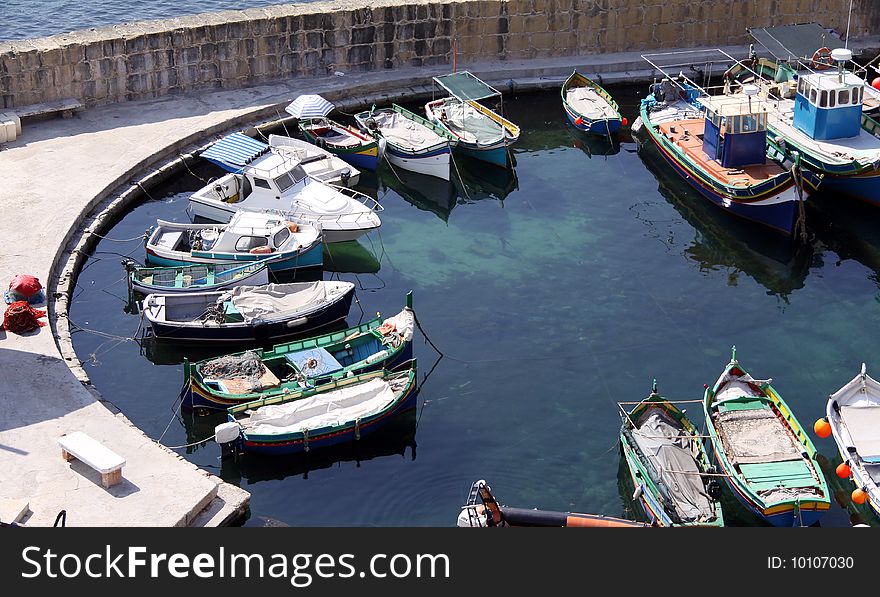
[[845, 0, 854, 49], [743, 83, 759, 112], [832, 47, 853, 84]]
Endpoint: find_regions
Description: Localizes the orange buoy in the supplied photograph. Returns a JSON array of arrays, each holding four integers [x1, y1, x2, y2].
[[836, 462, 852, 479], [814, 418, 832, 438], [622, 117, 629, 127], [872, 77, 880, 91], [852, 488, 869, 505]]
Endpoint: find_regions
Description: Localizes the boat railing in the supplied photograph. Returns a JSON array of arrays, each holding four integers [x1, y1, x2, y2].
[[323, 183, 384, 213]]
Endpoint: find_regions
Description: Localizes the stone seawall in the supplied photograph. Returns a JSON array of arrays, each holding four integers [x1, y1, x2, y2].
[[1, 0, 879, 109]]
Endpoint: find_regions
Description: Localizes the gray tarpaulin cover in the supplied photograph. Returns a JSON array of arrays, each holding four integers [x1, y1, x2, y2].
[[223, 282, 327, 323], [632, 408, 714, 522]]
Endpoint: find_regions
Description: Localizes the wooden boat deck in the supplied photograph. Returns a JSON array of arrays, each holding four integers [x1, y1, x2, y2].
[[657, 119, 785, 187]]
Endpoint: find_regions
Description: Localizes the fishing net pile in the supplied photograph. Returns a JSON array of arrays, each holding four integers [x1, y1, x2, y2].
[[3, 301, 47, 334], [199, 351, 264, 382]]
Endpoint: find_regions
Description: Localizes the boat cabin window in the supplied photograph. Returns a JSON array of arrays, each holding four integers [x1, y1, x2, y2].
[[272, 227, 290, 248], [839, 89, 850, 105], [798, 78, 806, 95], [234, 236, 269, 252], [854, 86, 863, 105], [253, 178, 271, 190], [809, 88, 818, 104], [273, 165, 307, 192]]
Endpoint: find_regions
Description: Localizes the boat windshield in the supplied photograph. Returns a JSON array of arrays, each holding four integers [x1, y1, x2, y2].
[[275, 165, 307, 191]]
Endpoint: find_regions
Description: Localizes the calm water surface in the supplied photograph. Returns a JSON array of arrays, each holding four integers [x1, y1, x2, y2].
[[0, 1, 316, 41], [70, 87, 880, 526]]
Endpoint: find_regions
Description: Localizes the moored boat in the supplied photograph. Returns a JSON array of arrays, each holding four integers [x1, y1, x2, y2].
[[286, 94, 385, 172], [191, 133, 381, 244], [561, 70, 623, 136], [141, 281, 355, 343], [215, 363, 418, 456], [425, 71, 519, 168], [124, 260, 269, 296], [637, 74, 814, 236], [183, 294, 415, 411], [619, 380, 724, 527], [703, 347, 830, 526], [354, 104, 457, 180], [145, 211, 323, 273], [825, 363, 880, 520]]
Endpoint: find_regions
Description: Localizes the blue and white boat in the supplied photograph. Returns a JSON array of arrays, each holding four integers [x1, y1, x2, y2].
[[562, 70, 623, 136], [354, 104, 458, 180], [145, 211, 323, 273], [425, 71, 519, 168], [192, 132, 381, 243]]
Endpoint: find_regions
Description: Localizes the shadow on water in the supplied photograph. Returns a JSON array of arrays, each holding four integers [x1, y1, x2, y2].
[[181, 409, 419, 486], [808, 192, 880, 282], [816, 453, 880, 527], [635, 136, 814, 300]]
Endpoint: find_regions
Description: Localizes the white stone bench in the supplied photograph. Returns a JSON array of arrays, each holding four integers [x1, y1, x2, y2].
[[58, 431, 126, 488]]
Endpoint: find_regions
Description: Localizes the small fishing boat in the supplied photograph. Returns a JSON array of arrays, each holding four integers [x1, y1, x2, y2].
[[144, 211, 323, 273], [354, 104, 458, 180], [703, 347, 830, 526], [825, 364, 880, 520], [561, 70, 623, 136], [183, 293, 415, 411], [214, 363, 418, 456], [619, 381, 724, 527], [457, 480, 650, 528], [286, 94, 385, 172], [141, 281, 355, 343], [425, 71, 519, 168], [123, 260, 269, 296], [192, 133, 381, 244], [636, 68, 815, 235]]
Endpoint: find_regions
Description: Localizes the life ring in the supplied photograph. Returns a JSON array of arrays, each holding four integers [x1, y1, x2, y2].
[[811, 47, 833, 70]]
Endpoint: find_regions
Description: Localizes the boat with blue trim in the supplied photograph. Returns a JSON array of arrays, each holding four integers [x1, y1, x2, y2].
[[561, 70, 623, 136], [145, 211, 323, 273], [215, 362, 418, 457], [703, 346, 830, 526], [425, 71, 519, 168]]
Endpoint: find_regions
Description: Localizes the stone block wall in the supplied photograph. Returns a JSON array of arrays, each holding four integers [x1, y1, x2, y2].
[[1, 0, 878, 109]]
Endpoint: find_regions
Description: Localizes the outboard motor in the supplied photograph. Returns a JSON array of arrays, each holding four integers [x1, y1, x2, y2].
[[215, 422, 242, 461], [365, 117, 378, 131], [340, 169, 351, 186]]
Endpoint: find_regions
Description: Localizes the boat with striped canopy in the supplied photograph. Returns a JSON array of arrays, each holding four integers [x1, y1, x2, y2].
[[215, 363, 418, 456], [183, 294, 415, 411], [561, 70, 623, 136], [123, 260, 269, 296], [619, 380, 724, 527], [826, 363, 880, 520], [703, 347, 830, 526], [425, 71, 519, 168], [354, 104, 458, 180]]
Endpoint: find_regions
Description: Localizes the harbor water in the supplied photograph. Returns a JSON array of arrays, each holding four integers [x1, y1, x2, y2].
[[70, 87, 880, 526]]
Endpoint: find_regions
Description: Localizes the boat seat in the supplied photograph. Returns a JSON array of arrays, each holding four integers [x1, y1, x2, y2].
[[739, 460, 815, 491]]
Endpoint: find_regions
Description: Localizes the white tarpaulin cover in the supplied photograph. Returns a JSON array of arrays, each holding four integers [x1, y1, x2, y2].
[[246, 378, 395, 436], [222, 282, 329, 323], [632, 408, 714, 523]]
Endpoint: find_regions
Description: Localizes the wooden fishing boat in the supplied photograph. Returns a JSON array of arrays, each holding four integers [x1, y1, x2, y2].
[[145, 211, 323, 273], [619, 381, 724, 527], [141, 281, 354, 343], [192, 133, 381, 244], [123, 260, 269, 296], [561, 70, 623, 136], [636, 76, 813, 235], [826, 364, 880, 520], [703, 347, 830, 526], [457, 480, 650, 527], [214, 363, 418, 456], [354, 104, 457, 180], [426, 71, 519, 168], [183, 294, 415, 411]]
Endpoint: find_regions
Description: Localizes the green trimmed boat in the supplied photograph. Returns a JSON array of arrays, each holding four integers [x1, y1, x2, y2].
[[703, 346, 830, 526], [183, 294, 415, 413], [619, 380, 724, 527]]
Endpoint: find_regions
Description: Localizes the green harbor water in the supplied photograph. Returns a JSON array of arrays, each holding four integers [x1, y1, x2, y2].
[[70, 86, 880, 526]]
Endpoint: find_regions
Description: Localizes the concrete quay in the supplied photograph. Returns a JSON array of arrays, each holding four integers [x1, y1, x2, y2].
[[2, 29, 880, 526]]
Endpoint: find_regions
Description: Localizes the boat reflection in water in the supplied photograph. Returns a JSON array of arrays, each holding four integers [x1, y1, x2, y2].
[[379, 153, 519, 222], [323, 240, 380, 274], [637, 138, 813, 300], [807, 192, 880, 280], [182, 408, 418, 486], [567, 127, 622, 159]]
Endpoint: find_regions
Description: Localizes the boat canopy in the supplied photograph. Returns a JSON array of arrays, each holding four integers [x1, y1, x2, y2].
[[748, 23, 843, 61], [433, 71, 501, 102], [201, 132, 270, 172]]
